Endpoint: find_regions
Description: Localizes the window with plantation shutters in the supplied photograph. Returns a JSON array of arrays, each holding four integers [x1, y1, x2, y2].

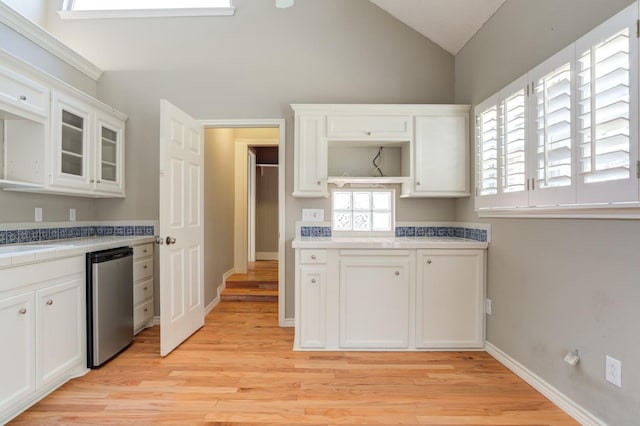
[[575, 5, 638, 204], [474, 2, 639, 215]]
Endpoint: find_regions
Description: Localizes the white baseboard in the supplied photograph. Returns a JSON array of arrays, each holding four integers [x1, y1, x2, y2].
[[206, 268, 235, 315], [282, 317, 295, 327], [256, 251, 278, 260], [485, 342, 606, 426]]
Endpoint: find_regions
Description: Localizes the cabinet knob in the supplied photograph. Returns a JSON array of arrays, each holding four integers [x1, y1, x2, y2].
[[427, 259, 432, 264], [90, 179, 95, 183], [316, 180, 321, 185], [310, 255, 317, 260], [310, 278, 316, 284], [143, 249, 148, 254], [144, 307, 148, 312], [144, 286, 148, 291], [19, 95, 27, 101], [143, 265, 148, 269], [395, 271, 400, 276], [366, 131, 372, 136], [416, 181, 421, 186], [19, 308, 27, 315], [46, 299, 54, 305]]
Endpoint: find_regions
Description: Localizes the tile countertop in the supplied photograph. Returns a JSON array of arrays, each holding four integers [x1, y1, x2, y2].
[[0, 236, 156, 268], [292, 236, 488, 250]]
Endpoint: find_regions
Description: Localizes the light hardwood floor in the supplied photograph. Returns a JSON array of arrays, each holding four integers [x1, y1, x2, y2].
[[12, 301, 578, 425]]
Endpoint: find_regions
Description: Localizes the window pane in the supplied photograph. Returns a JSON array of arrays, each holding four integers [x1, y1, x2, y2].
[[353, 192, 371, 210], [333, 212, 352, 231], [71, 0, 231, 10], [353, 212, 371, 231], [372, 212, 392, 231], [333, 192, 351, 210], [372, 192, 391, 211]]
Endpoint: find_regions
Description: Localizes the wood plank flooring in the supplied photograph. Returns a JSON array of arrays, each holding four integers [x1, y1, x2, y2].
[[222, 261, 278, 302], [11, 299, 578, 425]]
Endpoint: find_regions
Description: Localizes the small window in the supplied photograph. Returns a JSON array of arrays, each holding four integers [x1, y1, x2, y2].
[[60, 0, 235, 19], [332, 189, 394, 235]]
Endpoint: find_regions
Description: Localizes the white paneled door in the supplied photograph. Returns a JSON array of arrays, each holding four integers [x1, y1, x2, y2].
[[159, 99, 204, 356]]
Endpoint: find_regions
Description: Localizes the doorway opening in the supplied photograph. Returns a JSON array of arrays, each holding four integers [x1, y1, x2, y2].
[[202, 121, 286, 326]]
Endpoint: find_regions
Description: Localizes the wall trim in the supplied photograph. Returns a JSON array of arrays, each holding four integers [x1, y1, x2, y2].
[[485, 342, 607, 426], [0, 2, 103, 80], [207, 268, 235, 315], [282, 318, 295, 328]]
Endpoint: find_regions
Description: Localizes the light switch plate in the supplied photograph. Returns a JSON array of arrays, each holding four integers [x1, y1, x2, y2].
[[69, 208, 76, 222], [35, 207, 42, 222], [302, 209, 324, 222]]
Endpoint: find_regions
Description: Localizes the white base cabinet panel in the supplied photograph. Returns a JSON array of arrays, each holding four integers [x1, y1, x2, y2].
[[0, 256, 87, 425], [133, 243, 154, 334], [415, 250, 485, 349], [294, 247, 485, 351], [339, 252, 411, 349]]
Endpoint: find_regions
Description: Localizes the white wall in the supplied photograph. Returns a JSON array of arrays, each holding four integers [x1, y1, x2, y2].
[[44, 0, 456, 317], [1, 0, 47, 27], [455, 0, 639, 423]]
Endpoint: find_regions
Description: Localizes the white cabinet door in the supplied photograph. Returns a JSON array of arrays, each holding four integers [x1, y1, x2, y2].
[[0, 65, 49, 121], [94, 111, 125, 196], [51, 92, 92, 190], [36, 277, 84, 388], [416, 250, 485, 349], [298, 267, 327, 348], [409, 111, 469, 197], [326, 115, 410, 140], [0, 292, 35, 413], [293, 113, 327, 197], [339, 253, 411, 349]]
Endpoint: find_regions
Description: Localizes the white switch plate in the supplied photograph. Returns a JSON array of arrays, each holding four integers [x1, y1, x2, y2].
[[485, 298, 492, 315], [69, 208, 76, 222], [606, 355, 622, 387], [35, 207, 42, 222], [302, 209, 324, 222]]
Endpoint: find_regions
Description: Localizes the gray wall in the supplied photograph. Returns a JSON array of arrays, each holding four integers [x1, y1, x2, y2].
[[204, 128, 236, 305], [45, 0, 456, 317], [454, 0, 639, 423]]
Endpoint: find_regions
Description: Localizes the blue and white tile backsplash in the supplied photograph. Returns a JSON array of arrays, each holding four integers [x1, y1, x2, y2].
[[300, 224, 489, 243], [0, 224, 155, 245]]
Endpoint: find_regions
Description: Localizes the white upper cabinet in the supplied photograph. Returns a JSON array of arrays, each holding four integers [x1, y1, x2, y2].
[[475, 2, 639, 214], [0, 50, 127, 198], [292, 104, 470, 199], [0, 65, 49, 122], [407, 106, 470, 197]]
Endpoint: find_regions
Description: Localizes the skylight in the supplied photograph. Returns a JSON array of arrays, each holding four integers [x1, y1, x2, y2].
[[60, 0, 235, 19]]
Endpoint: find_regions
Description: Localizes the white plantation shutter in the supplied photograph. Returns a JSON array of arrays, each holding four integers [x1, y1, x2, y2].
[[502, 89, 527, 194], [576, 4, 638, 204], [529, 45, 576, 206], [476, 101, 499, 198]]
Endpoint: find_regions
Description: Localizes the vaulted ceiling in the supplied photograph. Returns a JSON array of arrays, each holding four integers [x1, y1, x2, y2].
[[370, 0, 506, 55]]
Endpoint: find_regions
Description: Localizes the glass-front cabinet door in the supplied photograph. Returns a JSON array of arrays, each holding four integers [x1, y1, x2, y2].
[[95, 112, 125, 195], [51, 92, 91, 189]]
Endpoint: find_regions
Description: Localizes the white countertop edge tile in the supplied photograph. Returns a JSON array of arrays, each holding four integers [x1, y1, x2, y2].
[[292, 237, 488, 250]]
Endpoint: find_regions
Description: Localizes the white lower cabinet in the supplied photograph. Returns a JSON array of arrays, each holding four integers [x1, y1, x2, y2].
[[294, 247, 486, 351], [0, 256, 86, 424], [339, 251, 411, 349], [133, 243, 154, 333], [415, 250, 485, 349]]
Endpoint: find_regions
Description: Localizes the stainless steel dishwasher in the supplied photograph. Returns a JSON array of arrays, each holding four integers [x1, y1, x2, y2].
[[86, 246, 134, 368]]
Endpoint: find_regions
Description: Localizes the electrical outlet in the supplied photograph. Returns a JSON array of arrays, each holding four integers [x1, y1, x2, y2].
[[606, 355, 622, 387], [485, 298, 492, 315], [35, 207, 42, 222], [302, 209, 324, 222], [69, 208, 76, 222]]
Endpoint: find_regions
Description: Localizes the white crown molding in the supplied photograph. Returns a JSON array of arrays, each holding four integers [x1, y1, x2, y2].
[[0, 2, 103, 81]]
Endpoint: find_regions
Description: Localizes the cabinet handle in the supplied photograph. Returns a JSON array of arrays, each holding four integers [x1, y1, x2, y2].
[[143, 249, 148, 254], [395, 271, 400, 276], [144, 307, 148, 312], [19, 95, 27, 101], [90, 179, 95, 183], [144, 286, 148, 291], [366, 131, 372, 136], [310, 278, 316, 284], [97, 180, 101, 184], [310, 255, 317, 260], [416, 181, 421, 186], [427, 259, 432, 264], [19, 308, 27, 315], [46, 299, 53, 306], [316, 180, 321, 185]]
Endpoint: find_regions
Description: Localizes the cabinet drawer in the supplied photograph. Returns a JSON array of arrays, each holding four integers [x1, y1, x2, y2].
[[134, 299, 153, 328], [133, 278, 153, 304], [133, 258, 153, 280], [0, 66, 49, 120], [326, 115, 410, 139], [133, 243, 153, 259], [300, 250, 327, 264]]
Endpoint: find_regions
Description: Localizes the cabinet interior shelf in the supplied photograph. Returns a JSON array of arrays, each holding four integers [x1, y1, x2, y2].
[[327, 176, 411, 188]]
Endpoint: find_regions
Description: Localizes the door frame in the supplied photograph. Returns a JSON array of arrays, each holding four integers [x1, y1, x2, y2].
[[200, 119, 287, 327], [247, 148, 256, 263]]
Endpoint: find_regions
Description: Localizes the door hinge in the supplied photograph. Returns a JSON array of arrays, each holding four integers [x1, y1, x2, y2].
[[526, 84, 529, 96], [637, 160, 640, 178], [636, 19, 639, 38]]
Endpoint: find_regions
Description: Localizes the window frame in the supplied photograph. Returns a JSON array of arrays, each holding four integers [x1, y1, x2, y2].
[[331, 188, 396, 237], [59, 0, 235, 19]]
